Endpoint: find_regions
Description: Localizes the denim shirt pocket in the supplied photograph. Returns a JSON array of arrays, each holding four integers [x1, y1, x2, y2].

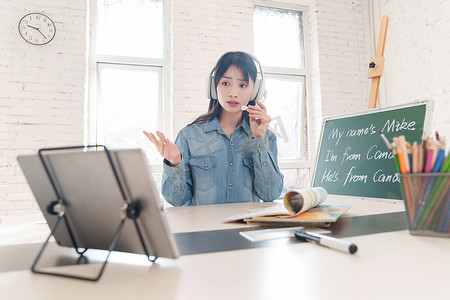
[[242, 157, 255, 190], [189, 156, 216, 192]]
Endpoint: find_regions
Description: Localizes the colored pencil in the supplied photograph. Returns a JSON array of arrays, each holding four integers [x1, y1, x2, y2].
[[402, 176, 415, 223], [416, 175, 447, 229], [423, 179, 450, 229], [411, 176, 436, 230], [422, 135, 428, 172], [418, 141, 424, 173], [393, 138, 407, 174], [391, 143, 401, 174], [431, 139, 438, 170], [433, 143, 445, 173], [432, 193, 450, 232], [416, 137, 449, 229], [441, 150, 450, 173], [398, 136, 411, 173], [412, 141, 419, 173], [429, 195, 449, 231], [407, 142, 413, 172], [424, 139, 436, 173], [442, 199, 450, 232]]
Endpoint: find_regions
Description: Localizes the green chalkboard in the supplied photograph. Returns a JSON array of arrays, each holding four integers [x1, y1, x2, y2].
[[312, 101, 432, 199]]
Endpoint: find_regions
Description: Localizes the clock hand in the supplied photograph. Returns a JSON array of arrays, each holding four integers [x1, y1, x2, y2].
[[36, 28, 47, 39], [27, 24, 40, 30], [26, 25, 47, 39]]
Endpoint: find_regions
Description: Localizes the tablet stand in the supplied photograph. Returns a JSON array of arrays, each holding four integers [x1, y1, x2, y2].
[[31, 145, 157, 282]]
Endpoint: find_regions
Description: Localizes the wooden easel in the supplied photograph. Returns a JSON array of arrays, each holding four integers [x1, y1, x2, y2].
[[368, 15, 389, 109]]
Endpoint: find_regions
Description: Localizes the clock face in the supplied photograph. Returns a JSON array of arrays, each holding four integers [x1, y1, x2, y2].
[[18, 13, 56, 45]]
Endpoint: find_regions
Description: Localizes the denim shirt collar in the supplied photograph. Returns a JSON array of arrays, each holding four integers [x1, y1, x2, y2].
[[202, 117, 252, 136]]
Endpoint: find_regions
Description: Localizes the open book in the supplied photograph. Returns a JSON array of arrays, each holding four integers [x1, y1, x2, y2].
[[223, 187, 351, 227]]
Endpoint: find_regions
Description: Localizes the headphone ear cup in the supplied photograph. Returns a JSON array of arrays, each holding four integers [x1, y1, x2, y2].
[[256, 77, 266, 102], [250, 78, 260, 102], [205, 74, 217, 99], [250, 76, 266, 102]]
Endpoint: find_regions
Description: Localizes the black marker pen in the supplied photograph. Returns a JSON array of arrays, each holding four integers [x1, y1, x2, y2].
[[295, 229, 358, 254]]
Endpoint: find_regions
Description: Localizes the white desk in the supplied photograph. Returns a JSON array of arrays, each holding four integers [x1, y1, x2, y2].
[[1, 196, 449, 300]]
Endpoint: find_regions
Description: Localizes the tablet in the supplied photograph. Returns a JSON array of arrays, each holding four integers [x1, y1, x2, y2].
[[17, 148, 179, 260]]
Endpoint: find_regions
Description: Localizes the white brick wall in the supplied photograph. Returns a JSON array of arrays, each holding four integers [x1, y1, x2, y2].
[[375, 0, 450, 140], [310, 0, 370, 120], [0, 0, 86, 216]]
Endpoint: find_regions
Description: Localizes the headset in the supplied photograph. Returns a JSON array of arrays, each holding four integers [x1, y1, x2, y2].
[[205, 53, 266, 105]]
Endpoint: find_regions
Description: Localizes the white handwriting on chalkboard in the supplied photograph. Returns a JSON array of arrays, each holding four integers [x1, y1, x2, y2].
[[373, 170, 400, 183], [325, 150, 338, 162], [366, 145, 394, 160], [341, 147, 361, 165], [343, 166, 367, 186], [346, 123, 376, 138], [328, 128, 344, 145], [321, 168, 339, 182], [382, 118, 416, 133]]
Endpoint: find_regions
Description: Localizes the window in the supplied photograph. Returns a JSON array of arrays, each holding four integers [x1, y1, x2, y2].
[[88, 0, 167, 167], [254, 7, 305, 68], [254, 5, 311, 189]]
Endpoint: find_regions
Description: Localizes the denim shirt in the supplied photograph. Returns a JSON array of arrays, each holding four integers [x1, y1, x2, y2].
[[161, 117, 284, 206]]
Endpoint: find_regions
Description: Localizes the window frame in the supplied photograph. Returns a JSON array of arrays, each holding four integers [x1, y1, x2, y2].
[[87, 0, 171, 173], [253, 2, 313, 171]]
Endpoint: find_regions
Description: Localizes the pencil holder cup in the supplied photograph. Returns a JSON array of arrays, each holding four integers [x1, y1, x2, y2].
[[399, 173, 450, 237]]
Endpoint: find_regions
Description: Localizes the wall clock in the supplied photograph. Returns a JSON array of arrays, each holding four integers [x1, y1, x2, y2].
[[18, 13, 56, 45]]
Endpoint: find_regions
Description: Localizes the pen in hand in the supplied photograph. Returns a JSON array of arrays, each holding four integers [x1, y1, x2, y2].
[[294, 229, 358, 254]]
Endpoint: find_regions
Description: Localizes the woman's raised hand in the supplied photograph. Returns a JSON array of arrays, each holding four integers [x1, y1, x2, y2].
[[247, 100, 271, 139], [143, 130, 182, 166]]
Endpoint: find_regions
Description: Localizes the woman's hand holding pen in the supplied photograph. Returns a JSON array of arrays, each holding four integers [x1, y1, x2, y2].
[[247, 100, 271, 139], [143, 130, 182, 166]]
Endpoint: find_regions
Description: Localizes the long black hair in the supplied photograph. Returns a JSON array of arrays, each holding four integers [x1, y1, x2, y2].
[[190, 51, 258, 125]]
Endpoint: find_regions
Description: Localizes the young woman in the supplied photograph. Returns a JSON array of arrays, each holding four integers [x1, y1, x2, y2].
[[144, 51, 283, 206]]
